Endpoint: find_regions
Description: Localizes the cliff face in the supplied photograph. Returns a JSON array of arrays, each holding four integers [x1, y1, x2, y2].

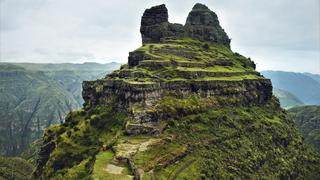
[[34, 4, 320, 179]]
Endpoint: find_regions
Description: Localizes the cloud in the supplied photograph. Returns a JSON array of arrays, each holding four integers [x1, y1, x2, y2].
[[0, 0, 319, 73]]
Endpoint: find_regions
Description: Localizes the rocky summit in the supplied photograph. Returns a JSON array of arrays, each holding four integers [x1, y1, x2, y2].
[[33, 3, 320, 179], [140, 3, 230, 47]]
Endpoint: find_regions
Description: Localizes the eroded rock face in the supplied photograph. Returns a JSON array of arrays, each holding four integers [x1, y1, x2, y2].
[[83, 79, 272, 112], [140, 4, 169, 43], [139, 3, 230, 47], [185, 3, 230, 48]]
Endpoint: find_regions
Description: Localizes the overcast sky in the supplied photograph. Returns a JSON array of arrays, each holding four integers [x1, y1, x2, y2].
[[0, 0, 319, 73]]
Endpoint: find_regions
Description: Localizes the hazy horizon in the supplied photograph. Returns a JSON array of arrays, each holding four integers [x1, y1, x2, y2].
[[1, 0, 319, 73]]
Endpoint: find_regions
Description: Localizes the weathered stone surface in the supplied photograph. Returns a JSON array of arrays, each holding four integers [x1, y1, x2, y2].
[[139, 3, 230, 47], [140, 4, 169, 44], [83, 78, 272, 111], [184, 3, 230, 48], [153, 47, 198, 59], [125, 123, 162, 136], [128, 50, 156, 67]]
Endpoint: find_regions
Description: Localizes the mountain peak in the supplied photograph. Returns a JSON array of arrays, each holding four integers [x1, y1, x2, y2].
[[192, 3, 209, 10], [33, 3, 320, 179], [140, 3, 230, 47]]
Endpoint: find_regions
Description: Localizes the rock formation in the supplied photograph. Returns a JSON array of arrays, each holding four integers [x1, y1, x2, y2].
[[140, 4, 230, 47], [185, 3, 230, 47], [33, 3, 320, 179]]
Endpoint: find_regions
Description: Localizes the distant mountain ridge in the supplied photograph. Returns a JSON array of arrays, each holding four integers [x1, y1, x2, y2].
[[304, 72, 320, 84], [0, 62, 121, 156], [4, 62, 120, 71], [273, 88, 303, 109], [261, 71, 320, 105]]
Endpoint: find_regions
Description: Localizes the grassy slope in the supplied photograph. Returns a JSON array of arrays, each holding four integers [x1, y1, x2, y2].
[[0, 63, 120, 156], [0, 65, 79, 156], [288, 105, 320, 151], [34, 96, 320, 179], [0, 156, 34, 180]]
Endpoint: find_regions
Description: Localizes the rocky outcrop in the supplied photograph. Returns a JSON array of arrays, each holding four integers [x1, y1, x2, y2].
[[140, 4, 170, 43], [82, 3, 270, 133], [184, 3, 230, 48], [139, 3, 230, 47], [83, 78, 272, 112], [128, 50, 156, 67]]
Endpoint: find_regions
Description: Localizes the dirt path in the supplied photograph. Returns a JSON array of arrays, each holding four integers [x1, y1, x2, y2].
[[104, 164, 124, 174]]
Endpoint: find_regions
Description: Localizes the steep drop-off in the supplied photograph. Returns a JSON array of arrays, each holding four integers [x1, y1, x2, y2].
[[34, 4, 320, 179]]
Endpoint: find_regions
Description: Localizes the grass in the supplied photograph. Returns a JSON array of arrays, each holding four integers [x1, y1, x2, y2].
[[0, 156, 34, 180], [92, 151, 130, 180], [176, 66, 248, 72], [154, 153, 200, 179], [104, 37, 258, 85], [193, 74, 261, 81], [123, 79, 157, 84], [132, 141, 187, 171], [33, 105, 128, 179]]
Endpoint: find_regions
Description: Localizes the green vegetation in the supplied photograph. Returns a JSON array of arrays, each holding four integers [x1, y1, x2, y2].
[[33, 105, 128, 179], [19, 139, 42, 166], [288, 105, 320, 151], [106, 38, 258, 84], [92, 150, 133, 179], [159, 98, 320, 178], [0, 156, 33, 180], [32, 33, 320, 179], [0, 63, 120, 156], [34, 94, 320, 179]]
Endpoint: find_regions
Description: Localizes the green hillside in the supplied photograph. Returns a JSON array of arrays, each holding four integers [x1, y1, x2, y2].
[[0, 156, 33, 180], [273, 88, 303, 109], [0, 63, 120, 156], [289, 105, 320, 151], [33, 4, 320, 179]]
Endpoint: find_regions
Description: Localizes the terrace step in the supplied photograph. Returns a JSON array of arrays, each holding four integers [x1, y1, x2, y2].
[[164, 70, 259, 79], [125, 122, 163, 136], [138, 59, 234, 70]]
